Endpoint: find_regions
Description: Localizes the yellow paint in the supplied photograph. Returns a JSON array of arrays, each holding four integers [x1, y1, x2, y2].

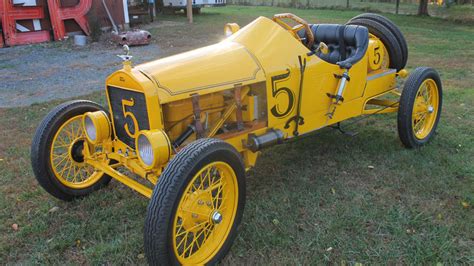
[[171, 162, 238, 264], [242, 94, 257, 121], [225, 23, 240, 36], [163, 93, 224, 140], [86, 157, 153, 198], [412, 79, 439, 139], [135, 129, 172, 169], [368, 37, 385, 71], [83, 111, 111, 144], [137, 41, 265, 104], [50, 116, 106, 189], [397, 69, 409, 78], [74, 14, 406, 199]]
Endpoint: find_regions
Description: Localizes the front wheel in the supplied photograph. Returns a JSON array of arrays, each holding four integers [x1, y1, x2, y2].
[[31, 100, 111, 201], [397, 67, 443, 148], [144, 138, 246, 265]]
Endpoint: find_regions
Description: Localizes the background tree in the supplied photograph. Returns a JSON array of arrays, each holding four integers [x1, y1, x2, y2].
[[418, 0, 430, 15]]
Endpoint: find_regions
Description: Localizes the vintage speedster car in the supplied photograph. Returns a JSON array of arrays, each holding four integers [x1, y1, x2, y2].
[[31, 13, 442, 265]]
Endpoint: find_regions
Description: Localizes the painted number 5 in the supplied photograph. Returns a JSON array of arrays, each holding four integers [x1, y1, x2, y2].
[[270, 69, 294, 118], [122, 98, 139, 138]]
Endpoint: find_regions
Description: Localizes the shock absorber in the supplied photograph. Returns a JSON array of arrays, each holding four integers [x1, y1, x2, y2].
[[328, 69, 350, 105], [326, 69, 350, 119]]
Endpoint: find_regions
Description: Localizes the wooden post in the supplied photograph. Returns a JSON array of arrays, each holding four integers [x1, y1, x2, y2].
[[395, 0, 400, 14], [346, 0, 350, 8], [187, 0, 193, 24]]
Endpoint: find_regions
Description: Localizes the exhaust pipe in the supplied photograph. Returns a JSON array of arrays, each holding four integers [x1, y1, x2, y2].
[[246, 129, 284, 152]]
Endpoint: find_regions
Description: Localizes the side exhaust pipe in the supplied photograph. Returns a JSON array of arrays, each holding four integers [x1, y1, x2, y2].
[[246, 129, 284, 152]]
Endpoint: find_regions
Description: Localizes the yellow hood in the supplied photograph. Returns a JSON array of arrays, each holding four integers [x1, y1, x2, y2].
[[135, 16, 310, 104], [136, 41, 265, 103]]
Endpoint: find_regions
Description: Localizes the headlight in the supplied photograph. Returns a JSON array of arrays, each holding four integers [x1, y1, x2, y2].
[[224, 23, 240, 37], [84, 116, 97, 141], [137, 134, 153, 166], [136, 130, 171, 169], [82, 111, 111, 144]]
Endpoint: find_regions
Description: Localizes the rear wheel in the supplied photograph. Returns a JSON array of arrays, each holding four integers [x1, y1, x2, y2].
[[347, 16, 405, 71], [348, 13, 408, 66], [397, 67, 442, 148], [31, 100, 111, 201], [144, 138, 246, 265]]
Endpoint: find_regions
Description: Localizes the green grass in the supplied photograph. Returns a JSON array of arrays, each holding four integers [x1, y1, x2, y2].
[[1, 6, 473, 264], [228, 0, 474, 24]]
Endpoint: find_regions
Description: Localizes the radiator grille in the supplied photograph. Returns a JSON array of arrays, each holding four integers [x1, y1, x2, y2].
[[107, 86, 150, 149]]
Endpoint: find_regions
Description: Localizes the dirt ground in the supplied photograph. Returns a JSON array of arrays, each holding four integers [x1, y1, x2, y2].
[[0, 41, 162, 107], [0, 18, 217, 108]]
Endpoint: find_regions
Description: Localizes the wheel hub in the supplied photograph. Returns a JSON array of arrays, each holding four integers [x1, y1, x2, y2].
[[211, 211, 223, 224], [180, 190, 214, 232], [427, 105, 434, 113], [70, 140, 85, 163]]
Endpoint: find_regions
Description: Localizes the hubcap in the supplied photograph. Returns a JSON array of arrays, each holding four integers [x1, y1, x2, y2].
[[211, 211, 223, 224], [70, 139, 85, 163], [428, 106, 434, 113]]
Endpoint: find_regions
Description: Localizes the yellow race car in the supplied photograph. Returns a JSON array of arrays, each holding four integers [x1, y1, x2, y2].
[[31, 13, 442, 265]]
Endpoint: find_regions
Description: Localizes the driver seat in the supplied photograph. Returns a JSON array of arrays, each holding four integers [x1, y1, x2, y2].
[[303, 24, 369, 69]]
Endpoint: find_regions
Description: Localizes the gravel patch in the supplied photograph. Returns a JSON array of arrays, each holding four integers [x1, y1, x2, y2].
[[0, 41, 163, 107]]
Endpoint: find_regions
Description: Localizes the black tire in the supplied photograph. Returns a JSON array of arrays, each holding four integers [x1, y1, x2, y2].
[[347, 18, 405, 71], [348, 13, 408, 67], [397, 67, 443, 148], [31, 100, 112, 201], [144, 138, 246, 265]]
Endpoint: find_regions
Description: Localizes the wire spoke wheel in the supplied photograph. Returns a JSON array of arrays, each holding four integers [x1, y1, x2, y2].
[[50, 116, 104, 189], [173, 162, 238, 264], [31, 100, 112, 201], [411, 79, 439, 140], [144, 138, 245, 265], [397, 67, 442, 148]]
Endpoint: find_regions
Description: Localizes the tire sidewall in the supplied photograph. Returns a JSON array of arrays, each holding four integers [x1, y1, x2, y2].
[[170, 149, 245, 265], [31, 100, 111, 200], [350, 13, 408, 66], [145, 139, 246, 266], [347, 18, 404, 71]]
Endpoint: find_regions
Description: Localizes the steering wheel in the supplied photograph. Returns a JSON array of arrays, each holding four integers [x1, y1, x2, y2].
[[272, 13, 315, 49]]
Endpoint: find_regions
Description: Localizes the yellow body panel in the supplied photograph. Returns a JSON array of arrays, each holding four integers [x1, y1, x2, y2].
[[83, 15, 405, 197], [137, 41, 265, 104]]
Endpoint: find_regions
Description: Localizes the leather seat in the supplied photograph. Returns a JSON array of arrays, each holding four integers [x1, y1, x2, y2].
[[300, 24, 369, 69]]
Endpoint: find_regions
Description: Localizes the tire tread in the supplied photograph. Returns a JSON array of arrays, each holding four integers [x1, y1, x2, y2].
[[347, 17, 405, 71], [31, 100, 111, 201], [397, 67, 443, 148], [144, 138, 245, 265], [349, 13, 408, 67]]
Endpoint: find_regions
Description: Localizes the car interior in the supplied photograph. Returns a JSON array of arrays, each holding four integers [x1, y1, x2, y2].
[[299, 24, 369, 69]]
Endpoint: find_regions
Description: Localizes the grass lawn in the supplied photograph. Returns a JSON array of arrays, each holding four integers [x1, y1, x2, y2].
[[1, 5, 473, 265], [228, 0, 474, 24]]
